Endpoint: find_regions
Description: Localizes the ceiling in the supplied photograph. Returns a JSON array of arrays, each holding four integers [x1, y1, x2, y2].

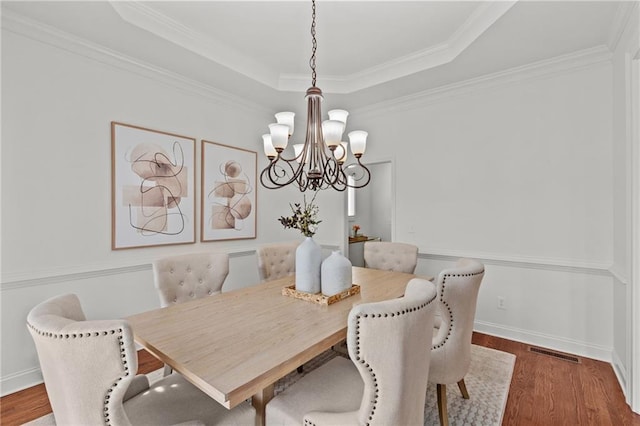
[[1, 1, 625, 111]]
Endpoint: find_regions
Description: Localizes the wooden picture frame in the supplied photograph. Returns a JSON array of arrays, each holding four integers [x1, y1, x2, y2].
[[201, 140, 257, 241], [111, 122, 196, 249]]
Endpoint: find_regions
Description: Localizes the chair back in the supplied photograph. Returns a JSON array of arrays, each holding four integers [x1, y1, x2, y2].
[[27, 294, 138, 426], [429, 258, 485, 384], [256, 241, 299, 282], [153, 252, 229, 307], [348, 278, 437, 426], [364, 241, 418, 274]]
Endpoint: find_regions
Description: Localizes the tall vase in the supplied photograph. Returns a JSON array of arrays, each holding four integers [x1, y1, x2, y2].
[[321, 251, 352, 296], [295, 236, 321, 293]]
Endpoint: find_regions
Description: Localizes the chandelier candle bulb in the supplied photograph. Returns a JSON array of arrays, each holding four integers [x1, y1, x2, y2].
[[328, 109, 349, 128], [321, 120, 344, 147], [293, 144, 306, 164], [336, 142, 348, 164], [348, 130, 368, 156], [275, 111, 295, 135], [268, 123, 289, 151], [262, 134, 277, 159]]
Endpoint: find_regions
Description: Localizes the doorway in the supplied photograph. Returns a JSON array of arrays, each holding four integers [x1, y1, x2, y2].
[[345, 161, 393, 264]]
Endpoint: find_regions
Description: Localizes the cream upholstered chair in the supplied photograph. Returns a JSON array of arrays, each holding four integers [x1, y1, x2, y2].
[[152, 252, 229, 307], [266, 278, 437, 426], [363, 241, 418, 274], [256, 241, 299, 282], [27, 293, 255, 426], [429, 258, 485, 426]]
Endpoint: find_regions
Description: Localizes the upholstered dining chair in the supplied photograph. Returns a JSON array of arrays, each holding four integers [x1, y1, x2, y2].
[[363, 241, 419, 274], [152, 251, 229, 307], [27, 293, 256, 426], [265, 278, 437, 426], [428, 258, 485, 426], [256, 241, 299, 282]]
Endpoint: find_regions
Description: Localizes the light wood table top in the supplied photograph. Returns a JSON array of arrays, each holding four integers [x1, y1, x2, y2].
[[126, 267, 427, 424]]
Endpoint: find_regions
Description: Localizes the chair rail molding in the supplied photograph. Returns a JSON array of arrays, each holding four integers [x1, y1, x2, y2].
[[419, 248, 612, 277]]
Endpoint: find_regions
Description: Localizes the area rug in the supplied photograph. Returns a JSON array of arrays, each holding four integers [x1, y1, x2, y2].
[[24, 344, 515, 426]]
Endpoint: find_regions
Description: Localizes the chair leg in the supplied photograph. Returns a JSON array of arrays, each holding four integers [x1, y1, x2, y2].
[[163, 364, 173, 377], [436, 383, 449, 426], [457, 379, 470, 399]]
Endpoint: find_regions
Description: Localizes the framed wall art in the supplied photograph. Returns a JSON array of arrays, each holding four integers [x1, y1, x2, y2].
[[111, 122, 196, 249], [201, 140, 257, 241]]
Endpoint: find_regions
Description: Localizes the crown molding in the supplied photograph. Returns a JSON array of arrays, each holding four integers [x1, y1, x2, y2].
[[353, 45, 613, 117], [109, 1, 281, 90], [109, 1, 516, 94], [1, 10, 270, 114], [607, 1, 639, 52]]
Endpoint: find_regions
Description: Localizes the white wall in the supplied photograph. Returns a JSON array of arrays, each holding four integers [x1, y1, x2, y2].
[[0, 23, 344, 395], [610, 3, 639, 408], [351, 57, 615, 360]]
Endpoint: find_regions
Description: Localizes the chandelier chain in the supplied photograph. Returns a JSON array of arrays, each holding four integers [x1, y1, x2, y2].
[[310, 0, 317, 87]]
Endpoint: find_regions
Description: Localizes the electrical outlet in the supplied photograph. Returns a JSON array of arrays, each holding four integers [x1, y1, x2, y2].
[[497, 297, 507, 310]]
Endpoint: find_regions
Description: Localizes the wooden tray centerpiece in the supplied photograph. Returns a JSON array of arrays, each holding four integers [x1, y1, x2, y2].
[[282, 283, 360, 306]]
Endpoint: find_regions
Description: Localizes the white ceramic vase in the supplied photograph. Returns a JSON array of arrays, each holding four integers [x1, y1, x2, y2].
[[295, 237, 322, 293], [321, 250, 353, 296]]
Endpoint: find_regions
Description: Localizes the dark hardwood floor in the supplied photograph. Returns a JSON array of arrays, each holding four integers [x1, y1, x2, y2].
[[2, 333, 639, 425]]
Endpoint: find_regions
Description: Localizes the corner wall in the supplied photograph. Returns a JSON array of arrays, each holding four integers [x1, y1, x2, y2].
[[351, 50, 614, 361], [0, 20, 344, 395]]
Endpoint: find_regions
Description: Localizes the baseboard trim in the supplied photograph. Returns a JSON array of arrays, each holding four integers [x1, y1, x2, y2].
[[612, 349, 629, 400], [474, 320, 612, 363], [0, 367, 43, 397]]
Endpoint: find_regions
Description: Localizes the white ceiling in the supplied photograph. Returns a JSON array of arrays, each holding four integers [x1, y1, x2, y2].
[[1, 1, 625, 110]]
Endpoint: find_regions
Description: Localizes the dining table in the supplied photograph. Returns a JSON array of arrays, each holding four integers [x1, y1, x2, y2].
[[125, 266, 431, 426]]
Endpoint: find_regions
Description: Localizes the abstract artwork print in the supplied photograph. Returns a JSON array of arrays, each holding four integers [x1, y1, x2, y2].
[[201, 140, 256, 241], [111, 122, 196, 249]]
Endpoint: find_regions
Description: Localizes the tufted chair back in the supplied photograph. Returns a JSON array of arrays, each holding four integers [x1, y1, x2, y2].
[[153, 252, 229, 307], [428, 258, 484, 426], [256, 241, 300, 282], [27, 294, 139, 426], [363, 241, 418, 274], [27, 294, 257, 425], [347, 278, 437, 426]]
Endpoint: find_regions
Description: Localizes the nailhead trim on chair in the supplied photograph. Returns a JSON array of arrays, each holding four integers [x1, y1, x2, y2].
[[432, 270, 484, 350], [353, 292, 436, 426], [27, 323, 129, 426]]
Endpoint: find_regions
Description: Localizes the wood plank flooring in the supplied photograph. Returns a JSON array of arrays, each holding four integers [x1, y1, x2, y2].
[[2, 333, 639, 425]]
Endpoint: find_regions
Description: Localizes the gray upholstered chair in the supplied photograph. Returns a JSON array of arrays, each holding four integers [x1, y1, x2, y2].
[[27, 293, 255, 426], [265, 278, 437, 426], [152, 252, 229, 307], [256, 241, 299, 282], [429, 258, 485, 426], [363, 241, 418, 274]]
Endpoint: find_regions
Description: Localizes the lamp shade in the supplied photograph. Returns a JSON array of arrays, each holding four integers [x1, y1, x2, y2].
[[336, 142, 348, 164], [322, 120, 344, 148], [262, 134, 277, 158], [275, 111, 295, 135], [348, 131, 368, 156], [269, 123, 289, 150], [328, 109, 349, 128], [293, 144, 307, 164]]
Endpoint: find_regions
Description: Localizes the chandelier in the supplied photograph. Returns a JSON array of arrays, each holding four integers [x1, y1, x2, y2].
[[260, 0, 370, 192]]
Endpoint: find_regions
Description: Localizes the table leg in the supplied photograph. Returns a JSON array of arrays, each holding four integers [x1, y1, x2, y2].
[[252, 384, 274, 426]]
